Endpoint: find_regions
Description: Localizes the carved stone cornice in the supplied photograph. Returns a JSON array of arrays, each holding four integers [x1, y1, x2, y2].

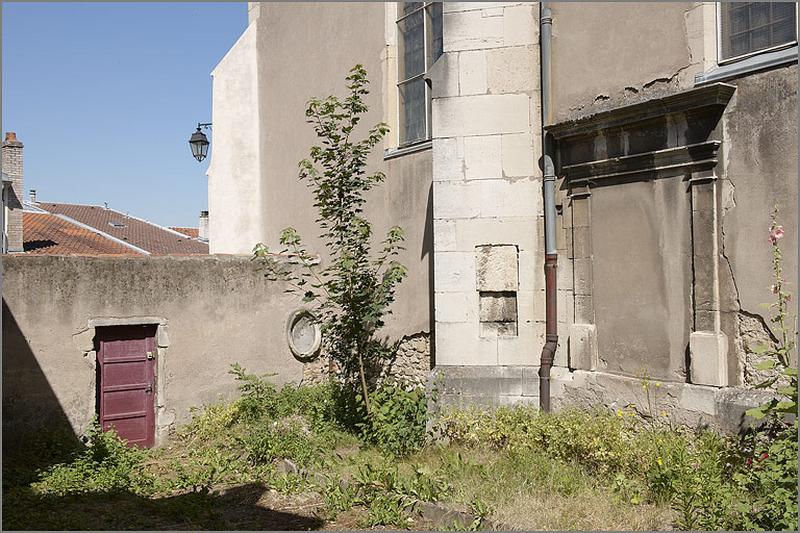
[[545, 83, 736, 140], [563, 141, 721, 186], [548, 83, 735, 189]]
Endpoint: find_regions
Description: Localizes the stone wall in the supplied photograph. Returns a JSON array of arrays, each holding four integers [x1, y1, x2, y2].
[[2, 255, 303, 445], [2, 254, 434, 447], [430, 2, 554, 371], [301, 332, 432, 389]]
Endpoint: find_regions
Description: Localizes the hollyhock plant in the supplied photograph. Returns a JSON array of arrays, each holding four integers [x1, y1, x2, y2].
[[768, 224, 784, 245]]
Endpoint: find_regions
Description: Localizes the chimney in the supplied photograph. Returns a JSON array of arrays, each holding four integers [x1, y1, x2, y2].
[[199, 210, 209, 242], [29, 189, 37, 204], [2, 132, 24, 253]]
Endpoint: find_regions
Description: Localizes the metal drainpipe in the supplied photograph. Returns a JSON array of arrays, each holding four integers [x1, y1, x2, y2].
[[539, 4, 558, 413]]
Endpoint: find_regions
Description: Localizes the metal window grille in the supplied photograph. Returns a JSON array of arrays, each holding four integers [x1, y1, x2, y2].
[[397, 2, 443, 147]]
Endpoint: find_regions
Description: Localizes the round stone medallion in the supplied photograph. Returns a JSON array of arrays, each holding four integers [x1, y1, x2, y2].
[[286, 308, 321, 361]]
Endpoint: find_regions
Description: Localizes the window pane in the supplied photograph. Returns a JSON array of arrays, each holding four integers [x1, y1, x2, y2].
[[720, 2, 797, 61], [399, 78, 426, 145], [398, 9, 425, 80], [749, 2, 769, 28], [430, 2, 443, 62]]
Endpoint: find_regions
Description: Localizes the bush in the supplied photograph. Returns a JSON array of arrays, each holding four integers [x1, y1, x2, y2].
[[435, 404, 799, 530], [238, 422, 320, 468], [32, 420, 154, 497], [730, 420, 798, 531], [360, 384, 428, 456]]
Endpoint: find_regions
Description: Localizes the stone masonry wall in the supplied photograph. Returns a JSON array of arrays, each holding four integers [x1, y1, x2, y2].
[[301, 332, 432, 389], [430, 2, 562, 369]]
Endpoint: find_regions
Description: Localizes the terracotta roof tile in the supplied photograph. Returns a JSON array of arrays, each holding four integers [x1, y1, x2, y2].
[[170, 227, 200, 238], [36, 203, 208, 255], [23, 212, 141, 256]]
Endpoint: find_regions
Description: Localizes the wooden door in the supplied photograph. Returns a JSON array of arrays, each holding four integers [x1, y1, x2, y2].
[[96, 325, 156, 447]]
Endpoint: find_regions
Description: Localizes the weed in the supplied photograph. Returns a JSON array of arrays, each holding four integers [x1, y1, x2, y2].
[[32, 420, 155, 497], [360, 383, 428, 456]]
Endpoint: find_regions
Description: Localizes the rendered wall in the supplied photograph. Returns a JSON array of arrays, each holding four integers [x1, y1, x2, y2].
[[548, 1, 798, 391], [210, 2, 434, 342], [207, 21, 265, 255], [2, 255, 305, 445]]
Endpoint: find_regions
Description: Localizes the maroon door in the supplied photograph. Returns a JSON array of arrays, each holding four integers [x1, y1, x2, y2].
[[96, 325, 157, 447]]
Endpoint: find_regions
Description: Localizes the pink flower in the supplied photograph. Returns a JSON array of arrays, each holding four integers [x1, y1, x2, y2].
[[746, 457, 753, 466], [769, 225, 785, 245], [761, 452, 769, 460]]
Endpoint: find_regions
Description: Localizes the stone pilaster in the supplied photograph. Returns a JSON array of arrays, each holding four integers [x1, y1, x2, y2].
[[567, 185, 597, 371], [431, 3, 544, 369], [688, 170, 728, 387]]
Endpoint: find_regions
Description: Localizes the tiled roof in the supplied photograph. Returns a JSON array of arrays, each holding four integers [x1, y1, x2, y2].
[[23, 212, 141, 256], [170, 227, 200, 238], [36, 203, 208, 255]]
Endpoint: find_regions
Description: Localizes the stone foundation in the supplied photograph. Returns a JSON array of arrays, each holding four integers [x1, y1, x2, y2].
[[430, 365, 774, 433], [429, 365, 539, 408]]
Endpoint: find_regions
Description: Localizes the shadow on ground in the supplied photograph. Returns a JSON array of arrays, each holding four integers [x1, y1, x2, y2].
[[2, 483, 325, 531]]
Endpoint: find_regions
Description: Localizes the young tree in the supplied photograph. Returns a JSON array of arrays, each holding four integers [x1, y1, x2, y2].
[[254, 65, 407, 414]]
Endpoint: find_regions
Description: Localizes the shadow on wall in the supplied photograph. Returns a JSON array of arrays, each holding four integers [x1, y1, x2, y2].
[[2, 482, 326, 530], [2, 298, 82, 484], [423, 182, 435, 369]]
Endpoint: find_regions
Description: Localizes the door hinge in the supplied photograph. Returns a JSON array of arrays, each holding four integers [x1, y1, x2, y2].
[[146, 351, 156, 360], [145, 383, 153, 394]]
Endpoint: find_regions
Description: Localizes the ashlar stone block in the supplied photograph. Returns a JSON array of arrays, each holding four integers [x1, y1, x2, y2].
[[479, 291, 517, 322], [435, 251, 476, 293], [476, 244, 518, 291], [569, 323, 598, 371], [444, 10, 503, 52], [459, 50, 488, 96], [487, 46, 538, 94], [434, 219, 457, 251], [501, 132, 535, 177], [433, 137, 465, 182], [464, 135, 502, 180], [433, 94, 530, 138], [690, 331, 729, 387], [433, 180, 480, 219], [503, 5, 538, 46]]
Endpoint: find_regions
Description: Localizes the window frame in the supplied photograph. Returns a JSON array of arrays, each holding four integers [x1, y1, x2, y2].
[[396, 1, 441, 149], [716, 1, 799, 65]]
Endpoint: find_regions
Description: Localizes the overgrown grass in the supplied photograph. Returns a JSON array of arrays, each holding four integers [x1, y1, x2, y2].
[[4, 367, 797, 531]]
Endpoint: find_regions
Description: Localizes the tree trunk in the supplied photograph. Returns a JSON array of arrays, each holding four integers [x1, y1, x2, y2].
[[357, 345, 371, 415]]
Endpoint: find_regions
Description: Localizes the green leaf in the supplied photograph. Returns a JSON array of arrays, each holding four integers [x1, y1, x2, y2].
[[745, 406, 767, 419], [774, 400, 797, 413]]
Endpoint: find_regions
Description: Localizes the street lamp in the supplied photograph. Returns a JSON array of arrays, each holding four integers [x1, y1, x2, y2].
[[188, 122, 211, 162]]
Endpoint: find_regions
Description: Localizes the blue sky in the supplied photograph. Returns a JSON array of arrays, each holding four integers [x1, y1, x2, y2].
[[2, 2, 246, 227]]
